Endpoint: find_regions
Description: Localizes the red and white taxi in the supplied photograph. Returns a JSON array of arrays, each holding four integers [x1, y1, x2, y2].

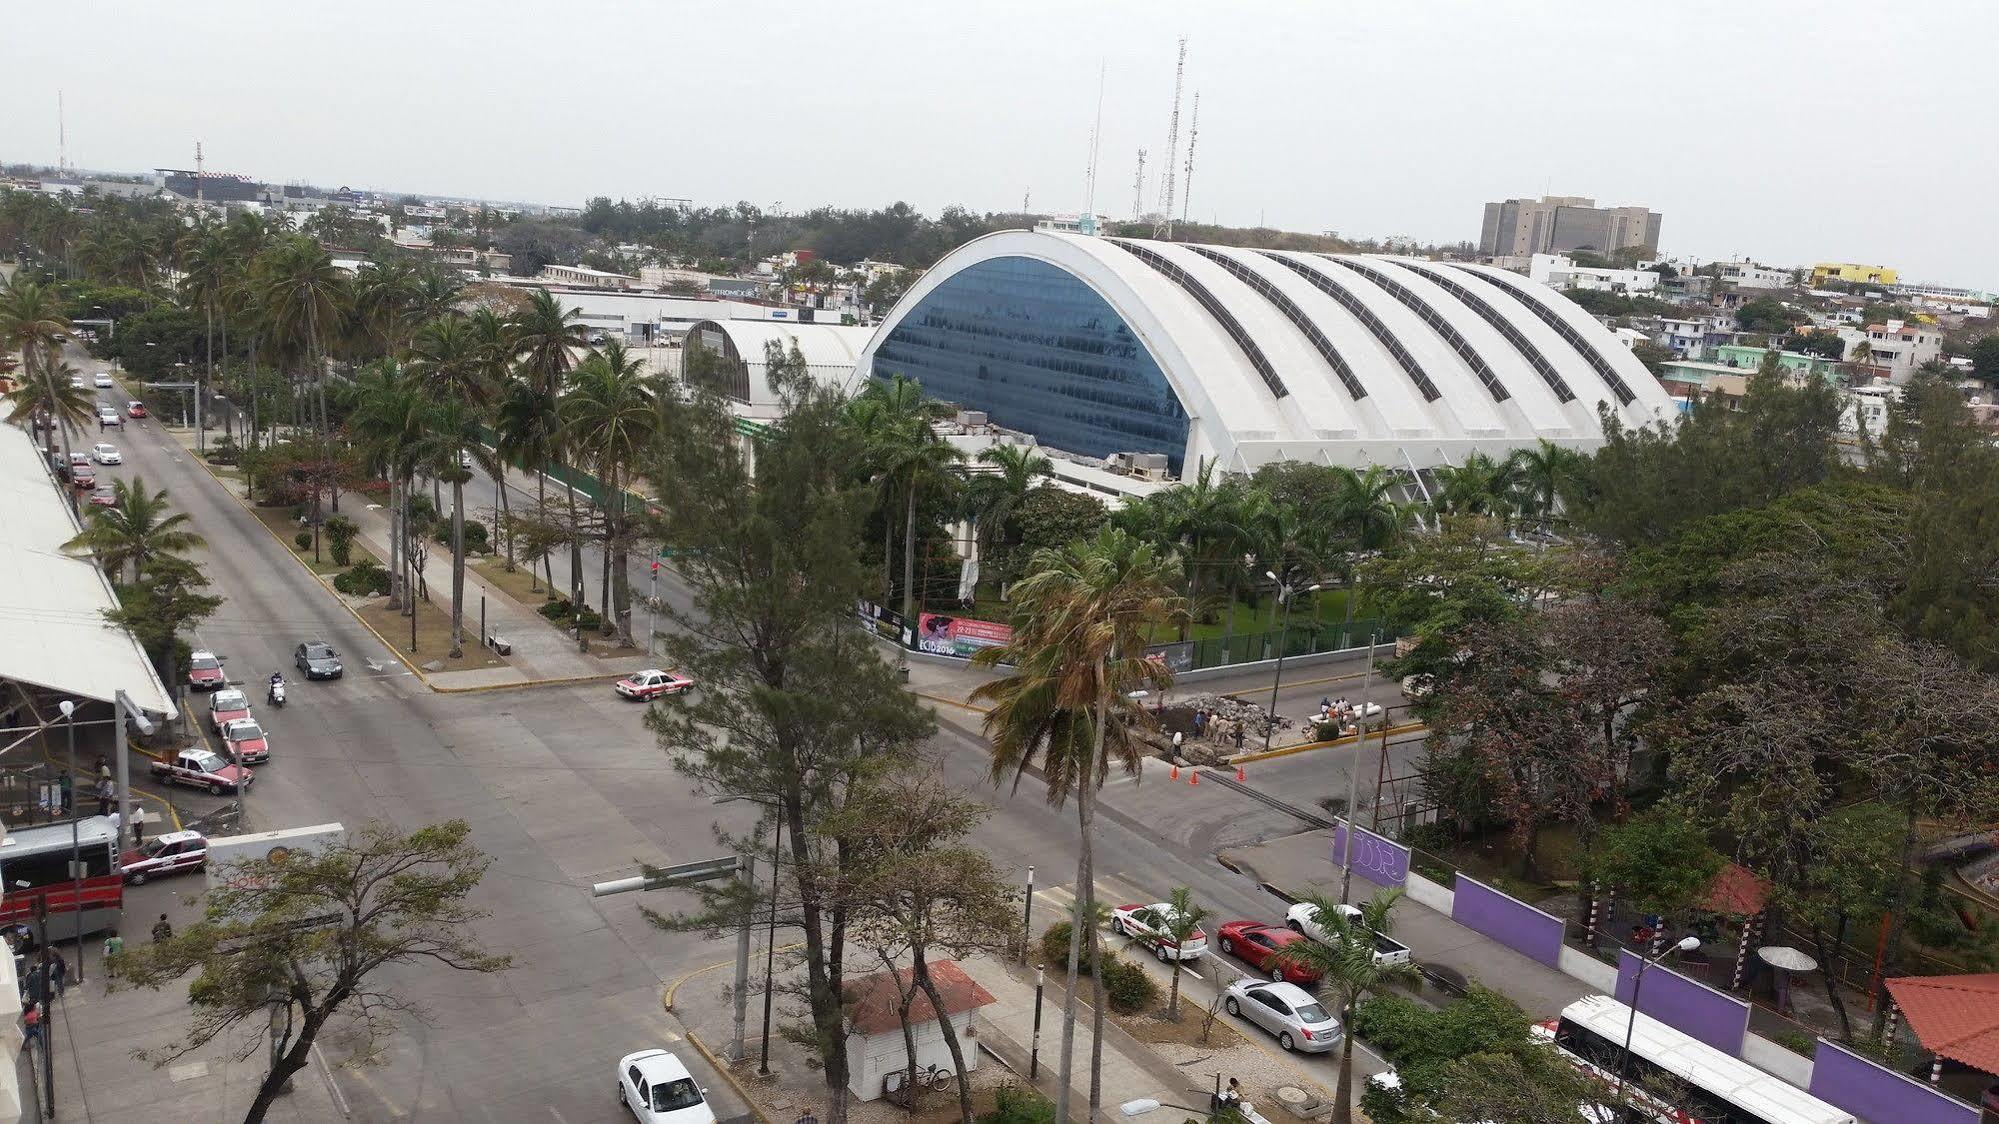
[[615, 668, 694, 701], [220, 719, 270, 765], [125, 401, 148, 419], [187, 650, 226, 692], [208, 687, 251, 732], [1112, 901, 1211, 962], [120, 831, 208, 885]]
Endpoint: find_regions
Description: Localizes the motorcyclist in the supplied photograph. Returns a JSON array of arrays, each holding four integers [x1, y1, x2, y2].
[[267, 671, 285, 705]]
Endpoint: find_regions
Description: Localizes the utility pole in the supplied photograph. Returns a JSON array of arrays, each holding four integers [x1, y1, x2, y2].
[[1181, 93, 1200, 225], [1131, 149, 1147, 222], [594, 856, 756, 1061], [1340, 631, 1378, 905], [195, 141, 207, 455], [1156, 37, 1187, 239]]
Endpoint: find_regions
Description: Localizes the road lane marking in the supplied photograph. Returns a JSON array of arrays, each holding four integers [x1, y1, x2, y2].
[[312, 1040, 352, 1117]]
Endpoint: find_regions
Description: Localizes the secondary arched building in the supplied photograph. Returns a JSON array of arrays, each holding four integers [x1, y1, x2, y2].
[[857, 229, 1675, 482]]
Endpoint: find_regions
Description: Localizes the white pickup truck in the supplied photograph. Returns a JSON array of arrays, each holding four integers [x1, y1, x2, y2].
[[1285, 900, 1412, 967]]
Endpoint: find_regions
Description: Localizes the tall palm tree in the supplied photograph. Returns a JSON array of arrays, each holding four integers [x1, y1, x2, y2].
[[511, 289, 589, 394], [62, 476, 207, 583], [1272, 889, 1417, 1124], [1508, 439, 1583, 524], [971, 529, 1183, 1124], [0, 279, 83, 472], [254, 235, 351, 531], [347, 361, 427, 609], [564, 341, 661, 642], [1431, 451, 1522, 523], [494, 375, 564, 588], [413, 395, 494, 658], [966, 444, 1052, 591], [853, 374, 961, 626], [351, 259, 423, 360], [468, 308, 520, 565], [2, 359, 96, 464]]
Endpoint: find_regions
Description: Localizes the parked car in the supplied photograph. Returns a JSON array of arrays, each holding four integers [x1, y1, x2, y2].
[[187, 650, 226, 692], [1285, 901, 1412, 967], [150, 748, 252, 796], [220, 719, 270, 765], [1222, 979, 1342, 1053], [68, 451, 89, 468], [617, 1049, 715, 1124], [91, 442, 121, 465], [93, 372, 113, 388], [126, 401, 147, 419], [1216, 921, 1323, 984], [69, 464, 95, 489], [208, 688, 252, 731], [615, 668, 693, 701], [68, 375, 84, 390], [294, 641, 343, 680], [88, 484, 117, 507], [120, 830, 208, 884], [1111, 902, 1209, 962]]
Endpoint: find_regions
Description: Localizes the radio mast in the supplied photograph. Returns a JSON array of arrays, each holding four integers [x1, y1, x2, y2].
[[1180, 93, 1200, 225], [195, 141, 205, 206], [1131, 149, 1147, 222], [57, 91, 68, 175], [1081, 61, 1106, 235], [1155, 37, 1187, 239]]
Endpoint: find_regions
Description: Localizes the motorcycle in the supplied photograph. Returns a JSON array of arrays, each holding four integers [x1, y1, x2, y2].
[[268, 680, 287, 709]]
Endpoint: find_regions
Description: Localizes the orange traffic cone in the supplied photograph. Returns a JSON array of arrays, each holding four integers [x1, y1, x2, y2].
[[1236, 765, 1247, 783], [1189, 770, 1199, 786], [1170, 763, 1179, 780]]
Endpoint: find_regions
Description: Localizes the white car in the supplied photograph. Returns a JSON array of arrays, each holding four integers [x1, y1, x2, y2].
[[91, 443, 121, 465], [93, 372, 113, 388], [68, 375, 85, 389], [97, 406, 122, 426], [617, 1050, 715, 1124], [1111, 901, 1209, 961], [1222, 979, 1342, 1053]]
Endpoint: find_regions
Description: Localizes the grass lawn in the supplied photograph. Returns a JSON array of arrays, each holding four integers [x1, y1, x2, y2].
[[355, 593, 508, 671], [250, 503, 378, 577], [467, 553, 558, 614]]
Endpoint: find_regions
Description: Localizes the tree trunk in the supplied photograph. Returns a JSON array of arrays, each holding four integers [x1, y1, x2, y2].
[[1330, 998, 1357, 1124], [1084, 661, 1113, 1124], [913, 957, 977, 1124], [243, 1005, 330, 1124], [450, 473, 466, 658], [787, 795, 851, 1124], [1869, 802, 1924, 1041], [498, 464, 514, 572], [1055, 771, 1091, 1124], [564, 471, 586, 652], [387, 476, 405, 610], [901, 477, 919, 628], [897, 989, 920, 1105], [1169, 959, 1183, 1021], [1814, 915, 1853, 1041], [883, 492, 895, 603]]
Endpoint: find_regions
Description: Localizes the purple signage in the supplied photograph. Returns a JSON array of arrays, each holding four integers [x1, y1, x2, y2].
[[1328, 825, 1410, 888], [1451, 875, 1565, 967], [1614, 950, 1750, 1056], [1811, 1040, 1978, 1124]]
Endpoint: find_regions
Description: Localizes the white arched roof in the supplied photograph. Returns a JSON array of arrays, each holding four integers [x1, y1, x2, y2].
[[859, 230, 1675, 478], [684, 319, 875, 405]]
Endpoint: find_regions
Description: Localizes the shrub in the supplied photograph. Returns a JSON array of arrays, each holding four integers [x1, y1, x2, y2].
[[982, 1083, 1055, 1124], [536, 596, 601, 631], [431, 518, 491, 554], [538, 597, 571, 621], [325, 515, 357, 566], [205, 436, 240, 466], [1041, 922, 1096, 976], [333, 560, 391, 597], [1098, 954, 1158, 1014], [294, 530, 313, 551]]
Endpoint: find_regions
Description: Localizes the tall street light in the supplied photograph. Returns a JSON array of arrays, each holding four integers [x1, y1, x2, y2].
[[1614, 935, 1703, 1115], [58, 700, 86, 985], [1261, 573, 1320, 753], [714, 794, 782, 1076]]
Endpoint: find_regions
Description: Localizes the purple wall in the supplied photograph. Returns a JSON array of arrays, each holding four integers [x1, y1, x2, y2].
[[1614, 950, 1750, 1056], [1811, 1040, 1978, 1124], [1451, 875, 1565, 967], [1328, 825, 1409, 888]]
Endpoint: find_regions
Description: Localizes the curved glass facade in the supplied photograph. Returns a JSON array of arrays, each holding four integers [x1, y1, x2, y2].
[[871, 256, 1190, 472]]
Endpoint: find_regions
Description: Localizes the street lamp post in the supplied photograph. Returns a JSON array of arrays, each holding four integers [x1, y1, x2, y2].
[[1614, 935, 1703, 1117], [1339, 629, 1378, 905], [58, 700, 85, 985], [1262, 573, 1320, 753], [713, 795, 783, 1075], [1020, 865, 1035, 964]]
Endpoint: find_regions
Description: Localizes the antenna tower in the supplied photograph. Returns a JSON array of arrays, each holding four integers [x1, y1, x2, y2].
[[1180, 92, 1200, 225], [1131, 149, 1147, 222], [195, 141, 205, 206], [1081, 61, 1106, 235], [57, 91, 67, 175], [1155, 37, 1187, 239]]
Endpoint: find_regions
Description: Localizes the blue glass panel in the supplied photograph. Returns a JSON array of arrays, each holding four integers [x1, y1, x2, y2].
[[871, 256, 1189, 473]]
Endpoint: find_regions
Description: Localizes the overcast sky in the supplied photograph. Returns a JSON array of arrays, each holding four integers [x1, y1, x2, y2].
[[7, 1, 1993, 286]]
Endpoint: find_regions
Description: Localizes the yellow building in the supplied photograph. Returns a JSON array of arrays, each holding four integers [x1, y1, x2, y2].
[[1811, 262, 1898, 286]]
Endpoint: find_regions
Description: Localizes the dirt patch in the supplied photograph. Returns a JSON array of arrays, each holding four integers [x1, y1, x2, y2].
[[354, 594, 509, 670], [1123, 1004, 1248, 1048]]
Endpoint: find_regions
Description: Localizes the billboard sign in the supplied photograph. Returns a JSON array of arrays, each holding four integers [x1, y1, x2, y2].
[[205, 823, 346, 896], [916, 613, 1012, 658]]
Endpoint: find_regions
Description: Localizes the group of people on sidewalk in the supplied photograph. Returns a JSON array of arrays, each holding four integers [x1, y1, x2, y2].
[[47, 757, 147, 845]]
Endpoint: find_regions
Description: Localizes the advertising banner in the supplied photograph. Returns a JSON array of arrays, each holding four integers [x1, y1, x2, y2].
[[916, 613, 1012, 658], [1145, 641, 1196, 674]]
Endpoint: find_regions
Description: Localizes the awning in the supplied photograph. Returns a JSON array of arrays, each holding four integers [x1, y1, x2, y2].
[[1884, 974, 1999, 1077]]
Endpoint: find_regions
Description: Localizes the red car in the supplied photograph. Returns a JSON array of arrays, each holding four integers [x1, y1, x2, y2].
[[615, 668, 694, 701], [88, 485, 117, 507], [187, 650, 226, 692], [220, 719, 270, 765], [70, 465, 95, 489], [125, 401, 147, 419], [1216, 921, 1324, 985]]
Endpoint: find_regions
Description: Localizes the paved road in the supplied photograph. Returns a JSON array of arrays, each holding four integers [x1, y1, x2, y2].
[[79, 363, 752, 1122]]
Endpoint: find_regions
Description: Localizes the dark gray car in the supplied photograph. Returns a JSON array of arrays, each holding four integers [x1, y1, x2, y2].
[[294, 641, 343, 680]]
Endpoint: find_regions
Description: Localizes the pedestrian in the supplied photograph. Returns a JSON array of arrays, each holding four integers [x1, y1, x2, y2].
[[21, 1003, 40, 1054], [131, 811, 145, 846], [96, 777, 115, 818], [152, 914, 173, 943], [56, 770, 72, 814], [1233, 724, 1245, 751], [1193, 709, 1207, 737], [96, 757, 112, 786], [48, 951, 66, 996], [103, 930, 123, 959]]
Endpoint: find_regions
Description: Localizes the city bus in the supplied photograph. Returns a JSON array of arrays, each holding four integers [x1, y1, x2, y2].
[[1540, 995, 1855, 1124], [0, 819, 125, 936]]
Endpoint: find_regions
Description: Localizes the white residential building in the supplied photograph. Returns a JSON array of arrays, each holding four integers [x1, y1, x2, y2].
[[1854, 319, 1943, 384], [536, 264, 640, 290], [1528, 253, 1661, 295], [1840, 384, 1896, 437], [1716, 259, 1793, 290]]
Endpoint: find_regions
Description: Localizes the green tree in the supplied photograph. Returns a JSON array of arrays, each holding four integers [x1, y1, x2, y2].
[[1272, 889, 1416, 1124], [851, 373, 961, 625], [965, 443, 1052, 584], [1969, 334, 1999, 382], [1431, 1050, 1598, 1124], [1001, 486, 1109, 585], [109, 820, 511, 1124], [970, 528, 1182, 1124], [0, 277, 82, 465], [253, 235, 351, 542], [1155, 886, 1208, 1020], [564, 339, 661, 641], [1735, 296, 1803, 333], [1585, 807, 1723, 921], [1508, 439, 1585, 522], [62, 475, 207, 583]]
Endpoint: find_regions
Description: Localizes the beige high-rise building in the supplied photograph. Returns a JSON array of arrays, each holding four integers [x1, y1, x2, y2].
[[1480, 196, 1661, 259]]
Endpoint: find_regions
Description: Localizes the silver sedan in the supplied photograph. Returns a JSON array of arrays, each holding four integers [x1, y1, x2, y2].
[[1222, 979, 1342, 1053]]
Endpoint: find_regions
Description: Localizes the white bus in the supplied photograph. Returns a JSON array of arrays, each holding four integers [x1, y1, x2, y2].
[[1540, 995, 1855, 1124]]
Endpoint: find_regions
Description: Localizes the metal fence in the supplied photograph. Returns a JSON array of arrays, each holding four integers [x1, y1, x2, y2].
[[1180, 617, 1386, 671]]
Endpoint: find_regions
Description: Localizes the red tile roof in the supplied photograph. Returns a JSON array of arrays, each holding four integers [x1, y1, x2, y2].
[[1884, 974, 1999, 1076], [844, 960, 997, 1037]]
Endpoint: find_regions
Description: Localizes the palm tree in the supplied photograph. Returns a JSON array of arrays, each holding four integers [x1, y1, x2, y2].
[[414, 395, 494, 658], [971, 528, 1183, 1124], [494, 375, 564, 588], [254, 235, 351, 532], [0, 279, 84, 473], [966, 444, 1052, 592], [564, 341, 661, 643], [468, 308, 520, 565], [351, 259, 423, 359], [1431, 452, 1522, 523], [511, 289, 589, 395], [853, 375, 961, 626], [62, 476, 207, 583], [1272, 889, 1416, 1124], [347, 361, 427, 610], [1156, 886, 1208, 1021], [1508, 439, 1583, 524]]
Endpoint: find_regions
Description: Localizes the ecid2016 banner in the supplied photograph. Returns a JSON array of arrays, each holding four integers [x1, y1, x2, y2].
[[915, 613, 1013, 658]]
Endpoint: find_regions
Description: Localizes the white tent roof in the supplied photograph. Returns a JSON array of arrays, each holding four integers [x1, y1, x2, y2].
[[0, 405, 174, 717]]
